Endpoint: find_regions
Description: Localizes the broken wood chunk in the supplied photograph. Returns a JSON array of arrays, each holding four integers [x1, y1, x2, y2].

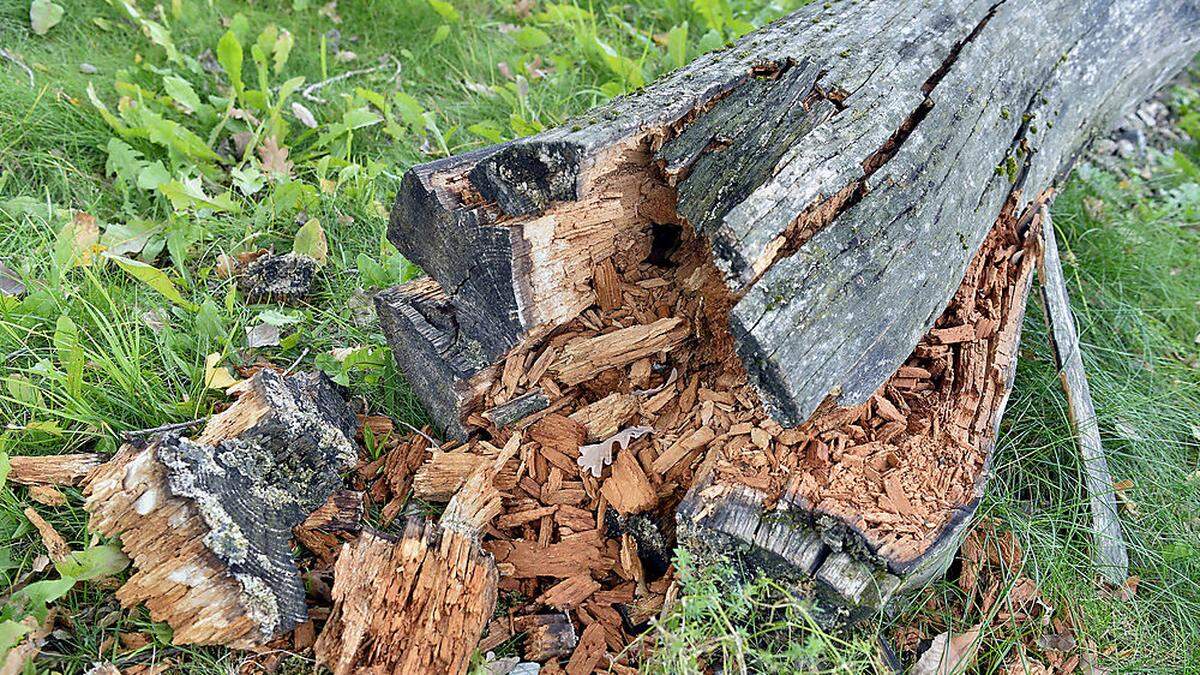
[[553, 318, 688, 386], [8, 453, 102, 486], [601, 450, 657, 516], [315, 464, 501, 675], [374, 278, 493, 440], [238, 251, 318, 301], [84, 370, 357, 648]]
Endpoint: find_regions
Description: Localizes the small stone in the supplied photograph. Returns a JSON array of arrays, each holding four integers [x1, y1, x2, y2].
[[79, 63, 98, 74], [1116, 139, 1135, 158], [1092, 138, 1117, 156]]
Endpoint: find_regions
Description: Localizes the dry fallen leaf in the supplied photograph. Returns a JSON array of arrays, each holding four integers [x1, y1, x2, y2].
[[203, 352, 242, 390], [577, 426, 653, 478], [246, 323, 281, 349], [258, 135, 294, 178], [912, 624, 983, 675]]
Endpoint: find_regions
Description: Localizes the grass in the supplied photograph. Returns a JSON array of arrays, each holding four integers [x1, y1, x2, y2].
[[0, 0, 1197, 672]]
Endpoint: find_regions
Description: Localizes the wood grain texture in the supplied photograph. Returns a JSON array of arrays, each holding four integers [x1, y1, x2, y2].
[[1035, 205, 1129, 585]]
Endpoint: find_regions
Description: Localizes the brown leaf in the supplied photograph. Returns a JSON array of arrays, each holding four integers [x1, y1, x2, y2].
[[258, 136, 293, 178], [912, 624, 983, 675]]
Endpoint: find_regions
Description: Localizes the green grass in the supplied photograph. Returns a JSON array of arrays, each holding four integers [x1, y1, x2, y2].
[[0, 0, 1198, 672]]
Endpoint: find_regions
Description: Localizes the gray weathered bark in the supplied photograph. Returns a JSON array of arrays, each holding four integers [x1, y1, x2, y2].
[[1036, 205, 1130, 586], [384, 0, 1199, 433]]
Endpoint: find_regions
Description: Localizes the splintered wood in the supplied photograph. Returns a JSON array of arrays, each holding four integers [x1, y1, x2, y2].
[[315, 466, 502, 675], [83, 370, 358, 649], [372, 174, 1040, 668]]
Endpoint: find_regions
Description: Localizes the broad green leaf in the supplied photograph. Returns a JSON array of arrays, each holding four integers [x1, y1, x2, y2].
[[29, 0, 64, 36], [511, 26, 551, 50], [87, 83, 129, 135], [158, 178, 239, 213], [691, 0, 728, 33], [468, 120, 505, 144], [536, 3, 592, 22], [427, 0, 460, 23], [667, 22, 689, 69], [273, 30, 294, 73], [101, 219, 162, 257], [293, 218, 328, 266], [392, 92, 426, 133], [11, 577, 75, 619], [104, 138, 146, 184], [104, 253, 198, 311], [163, 75, 201, 114], [0, 451, 9, 492], [256, 308, 304, 327], [697, 28, 724, 54], [129, 107, 220, 163], [195, 298, 225, 343], [55, 544, 130, 581], [136, 161, 171, 191], [5, 375, 42, 408], [217, 30, 244, 95], [431, 24, 450, 46], [53, 315, 84, 396], [0, 619, 32, 660]]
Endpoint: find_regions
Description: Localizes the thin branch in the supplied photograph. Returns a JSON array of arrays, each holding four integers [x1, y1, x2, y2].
[[122, 417, 208, 441], [0, 49, 34, 87], [283, 347, 311, 376], [301, 54, 401, 104]]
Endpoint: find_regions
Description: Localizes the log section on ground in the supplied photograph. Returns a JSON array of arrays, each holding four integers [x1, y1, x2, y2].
[[377, 0, 1199, 621], [84, 370, 357, 648]]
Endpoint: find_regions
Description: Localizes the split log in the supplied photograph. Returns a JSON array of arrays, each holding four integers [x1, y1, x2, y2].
[[376, 0, 1198, 620], [1035, 205, 1129, 585], [314, 459, 504, 675], [84, 370, 357, 648]]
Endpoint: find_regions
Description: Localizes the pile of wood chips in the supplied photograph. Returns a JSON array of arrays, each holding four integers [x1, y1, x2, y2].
[[320, 202, 1034, 669]]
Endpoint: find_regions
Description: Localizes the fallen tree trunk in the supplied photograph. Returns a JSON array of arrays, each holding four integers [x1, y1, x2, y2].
[[377, 0, 1198, 629], [84, 370, 357, 648]]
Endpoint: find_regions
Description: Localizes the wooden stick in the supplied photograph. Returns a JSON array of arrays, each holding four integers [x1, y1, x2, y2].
[[1036, 204, 1130, 585]]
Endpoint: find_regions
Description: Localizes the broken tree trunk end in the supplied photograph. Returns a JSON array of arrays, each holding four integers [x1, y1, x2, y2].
[[375, 0, 1197, 660], [1035, 204, 1130, 586], [84, 370, 357, 649]]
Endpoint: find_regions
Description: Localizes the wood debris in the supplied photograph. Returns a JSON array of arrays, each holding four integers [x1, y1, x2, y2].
[[7, 453, 102, 486], [314, 464, 502, 675]]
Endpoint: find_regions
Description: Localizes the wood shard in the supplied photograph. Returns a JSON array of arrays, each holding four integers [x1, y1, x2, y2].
[[8, 453, 102, 486], [601, 450, 657, 515]]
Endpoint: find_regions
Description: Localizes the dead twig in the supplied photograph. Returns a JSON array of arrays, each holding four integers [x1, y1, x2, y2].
[[0, 48, 34, 87], [302, 55, 401, 104], [122, 417, 209, 441]]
